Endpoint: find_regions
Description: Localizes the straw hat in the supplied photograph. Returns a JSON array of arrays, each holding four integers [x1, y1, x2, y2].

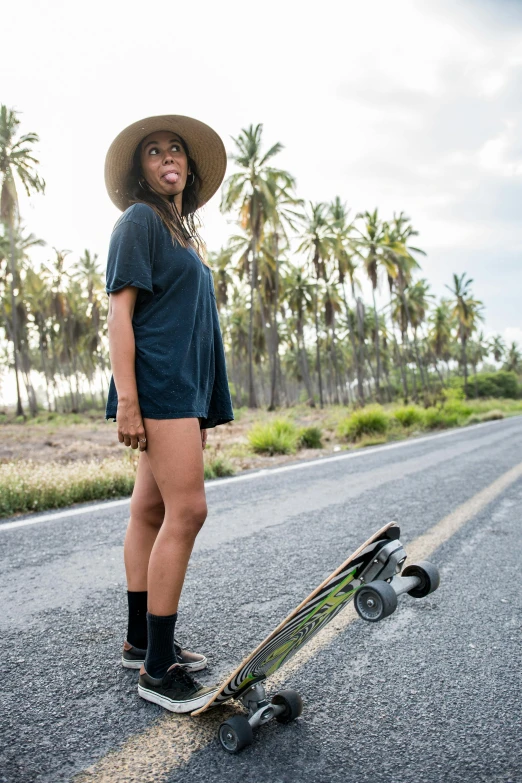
[[104, 114, 227, 212]]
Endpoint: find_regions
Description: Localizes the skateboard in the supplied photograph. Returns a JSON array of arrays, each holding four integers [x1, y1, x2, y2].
[[192, 521, 440, 753]]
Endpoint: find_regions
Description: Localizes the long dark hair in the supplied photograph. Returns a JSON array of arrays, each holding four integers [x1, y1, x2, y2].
[[126, 134, 210, 267]]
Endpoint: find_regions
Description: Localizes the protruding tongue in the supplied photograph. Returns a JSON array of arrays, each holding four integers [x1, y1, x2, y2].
[[164, 171, 179, 184]]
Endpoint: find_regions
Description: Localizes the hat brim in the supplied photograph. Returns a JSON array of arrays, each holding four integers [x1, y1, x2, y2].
[[104, 115, 227, 212]]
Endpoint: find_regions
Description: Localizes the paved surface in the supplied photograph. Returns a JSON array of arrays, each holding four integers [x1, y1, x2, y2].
[[1, 418, 521, 782]]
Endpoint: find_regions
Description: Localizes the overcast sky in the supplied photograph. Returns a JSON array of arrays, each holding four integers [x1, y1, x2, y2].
[[2, 0, 521, 401]]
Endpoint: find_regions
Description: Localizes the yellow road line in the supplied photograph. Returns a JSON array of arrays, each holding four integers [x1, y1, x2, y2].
[[74, 461, 522, 783]]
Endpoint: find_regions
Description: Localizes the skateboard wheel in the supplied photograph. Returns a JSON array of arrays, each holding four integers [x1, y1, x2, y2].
[[218, 715, 253, 753], [354, 581, 397, 622], [271, 689, 304, 723], [402, 561, 440, 598]]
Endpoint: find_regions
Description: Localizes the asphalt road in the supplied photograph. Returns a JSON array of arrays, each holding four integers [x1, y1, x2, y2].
[[1, 417, 521, 783]]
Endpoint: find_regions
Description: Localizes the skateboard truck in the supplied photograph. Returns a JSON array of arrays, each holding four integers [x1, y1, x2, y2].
[[354, 544, 440, 622], [240, 682, 285, 727], [218, 682, 304, 753], [358, 539, 407, 584]]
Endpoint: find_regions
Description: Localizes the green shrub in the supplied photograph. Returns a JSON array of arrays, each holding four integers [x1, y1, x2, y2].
[[337, 406, 389, 442], [204, 455, 235, 479], [248, 419, 299, 455], [466, 414, 483, 425], [423, 408, 461, 429], [298, 426, 323, 449], [443, 386, 466, 402], [442, 396, 474, 418], [451, 371, 520, 399], [393, 406, 424, 428]]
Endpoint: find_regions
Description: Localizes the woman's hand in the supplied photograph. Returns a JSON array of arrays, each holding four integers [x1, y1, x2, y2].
[[116, 399, 147, 451]]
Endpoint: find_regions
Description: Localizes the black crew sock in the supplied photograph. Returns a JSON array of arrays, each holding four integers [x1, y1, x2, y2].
[[127, 591, 148, 649], [144, 612, 178, 679]]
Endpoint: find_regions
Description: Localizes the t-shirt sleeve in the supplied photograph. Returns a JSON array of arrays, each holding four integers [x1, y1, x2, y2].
[[105, 219, 154, 295]]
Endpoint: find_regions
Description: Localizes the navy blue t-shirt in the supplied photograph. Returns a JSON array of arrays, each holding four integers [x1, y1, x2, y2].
[[104, 202, 234, 429]]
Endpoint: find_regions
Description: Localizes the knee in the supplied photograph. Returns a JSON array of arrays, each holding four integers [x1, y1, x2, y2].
[[184, 497, 208, 534], [129, 497, 165, 529], [166, 496, 208, 538]]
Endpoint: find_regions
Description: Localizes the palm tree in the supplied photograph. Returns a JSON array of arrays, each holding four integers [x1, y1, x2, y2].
[[284, 264, 315, 404], [445, 273, 484, 396], [41, 248, 78, 409], [489, 335, 506, 365], [23, 266, 54, 410], [503, 342, 522, 374], [354, 209, 397, 401], [0, 225, 46, 414], [208, 246, 235, 310], [385, 212, 426, 400], [328, 198, 364, 403], [468, 331, 489, 397], [428, 299, 453, 382], [70, 249, 107, 403], [227, 292, 250, 405], [220, 123, 294, 407], [322, 274, 344, 403], [264, 175, 303, 410], [404, 278, 434, 394], [297, 201, 333, 408], [0, 105, 45, 415]]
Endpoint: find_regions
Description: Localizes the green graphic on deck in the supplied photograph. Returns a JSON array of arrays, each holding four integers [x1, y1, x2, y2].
[[260, 568, 359, 676]]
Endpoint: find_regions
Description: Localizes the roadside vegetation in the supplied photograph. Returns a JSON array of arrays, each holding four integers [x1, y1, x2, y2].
[[1, 393, 521, 519]]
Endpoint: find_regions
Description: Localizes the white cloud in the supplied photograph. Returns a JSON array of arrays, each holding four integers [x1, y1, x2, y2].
[[478, 120, 522, 176], [503, 327, 522, 346]]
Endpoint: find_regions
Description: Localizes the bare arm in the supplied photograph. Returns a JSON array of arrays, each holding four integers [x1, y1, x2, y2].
[[107, 287, 147, 451]]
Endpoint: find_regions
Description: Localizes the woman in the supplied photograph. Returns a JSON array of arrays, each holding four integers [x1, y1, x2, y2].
[[104, 115, 234, 713]]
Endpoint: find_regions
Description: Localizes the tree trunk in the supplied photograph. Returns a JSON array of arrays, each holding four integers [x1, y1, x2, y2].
[[314, 278, 324, 408], [342, 285, 363, 404], [371, 285, 381, 402], [389, 292, 408, 402], [356, 296, 367, 405], [268, 233, 280, 411], [461, 335, 468, 397], [298, 321, 314, 405], [400, 290, 426, 394], [330, 321, 342, 404], [256, 286, 273, 404], [247, 244, 258, 408], [7, 220, 25, 417], [20, 343, 38, 415]]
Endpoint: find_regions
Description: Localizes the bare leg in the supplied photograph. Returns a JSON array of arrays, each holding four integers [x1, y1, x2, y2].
[[142, 417, 207, 616], [124, 451, 165, 592]]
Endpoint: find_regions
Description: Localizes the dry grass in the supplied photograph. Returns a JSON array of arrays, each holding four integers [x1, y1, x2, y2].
[[0, 400, 521, 518]]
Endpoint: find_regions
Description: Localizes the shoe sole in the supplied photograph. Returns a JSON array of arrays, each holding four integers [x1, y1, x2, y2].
[[122, 655, 208, 672], [137, 683, 217, 713]]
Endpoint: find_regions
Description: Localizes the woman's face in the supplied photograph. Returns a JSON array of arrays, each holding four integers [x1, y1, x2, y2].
[[139, 130, 190, 207]]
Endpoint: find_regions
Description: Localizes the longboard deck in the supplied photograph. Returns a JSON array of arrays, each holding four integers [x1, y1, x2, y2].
[[191, 521, 399, 716]]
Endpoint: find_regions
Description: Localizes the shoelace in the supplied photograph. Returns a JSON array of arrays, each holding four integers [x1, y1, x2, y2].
[[166, 665, 202, 690]]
